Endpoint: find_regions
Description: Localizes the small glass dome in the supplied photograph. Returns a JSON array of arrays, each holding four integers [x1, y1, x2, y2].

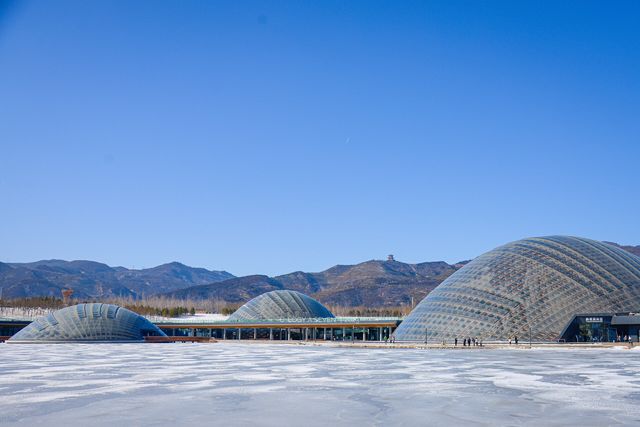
[[8, 303, 166, 343]]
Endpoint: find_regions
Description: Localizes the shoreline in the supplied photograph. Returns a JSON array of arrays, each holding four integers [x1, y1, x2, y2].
[[210, 339, 640, 350]]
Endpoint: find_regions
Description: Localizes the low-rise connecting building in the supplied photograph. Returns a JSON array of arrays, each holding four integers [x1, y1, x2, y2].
[[153, 316, 400, 341]]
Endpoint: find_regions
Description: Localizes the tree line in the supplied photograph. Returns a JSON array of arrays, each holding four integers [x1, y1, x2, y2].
[[1, 296, 410, 318]]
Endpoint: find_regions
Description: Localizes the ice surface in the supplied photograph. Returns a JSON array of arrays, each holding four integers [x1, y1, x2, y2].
[[1, 343, 640, 426]]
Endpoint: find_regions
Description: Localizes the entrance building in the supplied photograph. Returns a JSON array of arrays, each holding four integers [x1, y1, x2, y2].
[[560, 313, 640, 342]]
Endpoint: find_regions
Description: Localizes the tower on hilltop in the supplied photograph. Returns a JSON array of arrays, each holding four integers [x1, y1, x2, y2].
[[61, 289, 74, 306]]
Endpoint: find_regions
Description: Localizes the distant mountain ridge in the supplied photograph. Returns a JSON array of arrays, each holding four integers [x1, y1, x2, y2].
[[163, 259, 464, 307], [0, 260, 233, 299], [160, 241, 640, 307], [604, 242, 640, 257], [2, 241, 638, 307]]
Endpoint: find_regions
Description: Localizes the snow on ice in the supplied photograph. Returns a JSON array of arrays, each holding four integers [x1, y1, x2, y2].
[[1, 343, 639, 426]]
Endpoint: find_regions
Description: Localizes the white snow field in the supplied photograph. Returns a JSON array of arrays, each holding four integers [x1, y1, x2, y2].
[[1, 343, 639, 426]]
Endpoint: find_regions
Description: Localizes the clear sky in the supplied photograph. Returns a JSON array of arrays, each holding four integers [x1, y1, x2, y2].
[[1, 1, 639, 276]]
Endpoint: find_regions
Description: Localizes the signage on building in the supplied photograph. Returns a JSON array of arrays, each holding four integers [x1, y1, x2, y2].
[[585, 317, 603, 323]]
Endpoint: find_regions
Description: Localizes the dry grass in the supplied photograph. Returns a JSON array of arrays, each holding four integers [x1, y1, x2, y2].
[[1, 296, 409, 318]]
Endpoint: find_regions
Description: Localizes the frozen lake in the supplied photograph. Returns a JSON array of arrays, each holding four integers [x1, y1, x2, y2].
[[1, 343, 639, 426]]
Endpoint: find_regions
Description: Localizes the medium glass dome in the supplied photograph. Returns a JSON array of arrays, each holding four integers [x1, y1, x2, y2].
[[228, 290, 334, 321]]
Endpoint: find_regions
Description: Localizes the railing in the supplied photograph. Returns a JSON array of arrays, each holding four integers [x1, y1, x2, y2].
[[0, 309, 403, 325], [0, 307, 54, 321], [150, 316, 402, 325], [144, 336, 215, 343]]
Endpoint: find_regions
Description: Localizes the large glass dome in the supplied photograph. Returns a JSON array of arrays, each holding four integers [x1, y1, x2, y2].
[[8, 303, 166, 343], [228, 290, 334, 321], [394, 236, 640, 342]]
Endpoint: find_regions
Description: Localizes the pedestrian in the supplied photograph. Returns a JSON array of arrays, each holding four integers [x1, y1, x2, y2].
[[454, 337, 458, 346], [515, 335, 518, 345]]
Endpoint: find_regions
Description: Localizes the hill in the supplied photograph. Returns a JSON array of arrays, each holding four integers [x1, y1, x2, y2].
[[164, 259, 463, 307], [0, 260, 233, 299], [605, 242, 640, 257], [165, 241, 640, 307], [3, 241, 638, 307]]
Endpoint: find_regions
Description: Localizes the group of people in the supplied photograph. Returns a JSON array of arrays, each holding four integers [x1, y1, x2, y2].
[[453, 337, 482, 347], [617, 334, 634, 343]]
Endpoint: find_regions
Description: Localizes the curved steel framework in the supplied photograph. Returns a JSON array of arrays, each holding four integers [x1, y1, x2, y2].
[[394, 236, 640, 342], [228, 290, 334, 321], [8, 303, 166, 342]]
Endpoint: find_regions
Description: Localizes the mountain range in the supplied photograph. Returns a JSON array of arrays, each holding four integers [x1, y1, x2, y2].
[[2, 241, 638, 307], [0, 257, 462, 307], [604, 242, 640, 257], [0, 260, 233, 299], [162, 259, 465, 307]]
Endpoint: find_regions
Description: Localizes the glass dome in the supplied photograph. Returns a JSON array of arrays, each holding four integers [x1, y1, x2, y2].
[[228, 290, 334, 321], [394, 236, 640, 342], [8, 303, 166, 343]]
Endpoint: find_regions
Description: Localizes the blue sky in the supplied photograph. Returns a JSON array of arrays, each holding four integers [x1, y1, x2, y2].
[[1, 1, 639, 276]]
